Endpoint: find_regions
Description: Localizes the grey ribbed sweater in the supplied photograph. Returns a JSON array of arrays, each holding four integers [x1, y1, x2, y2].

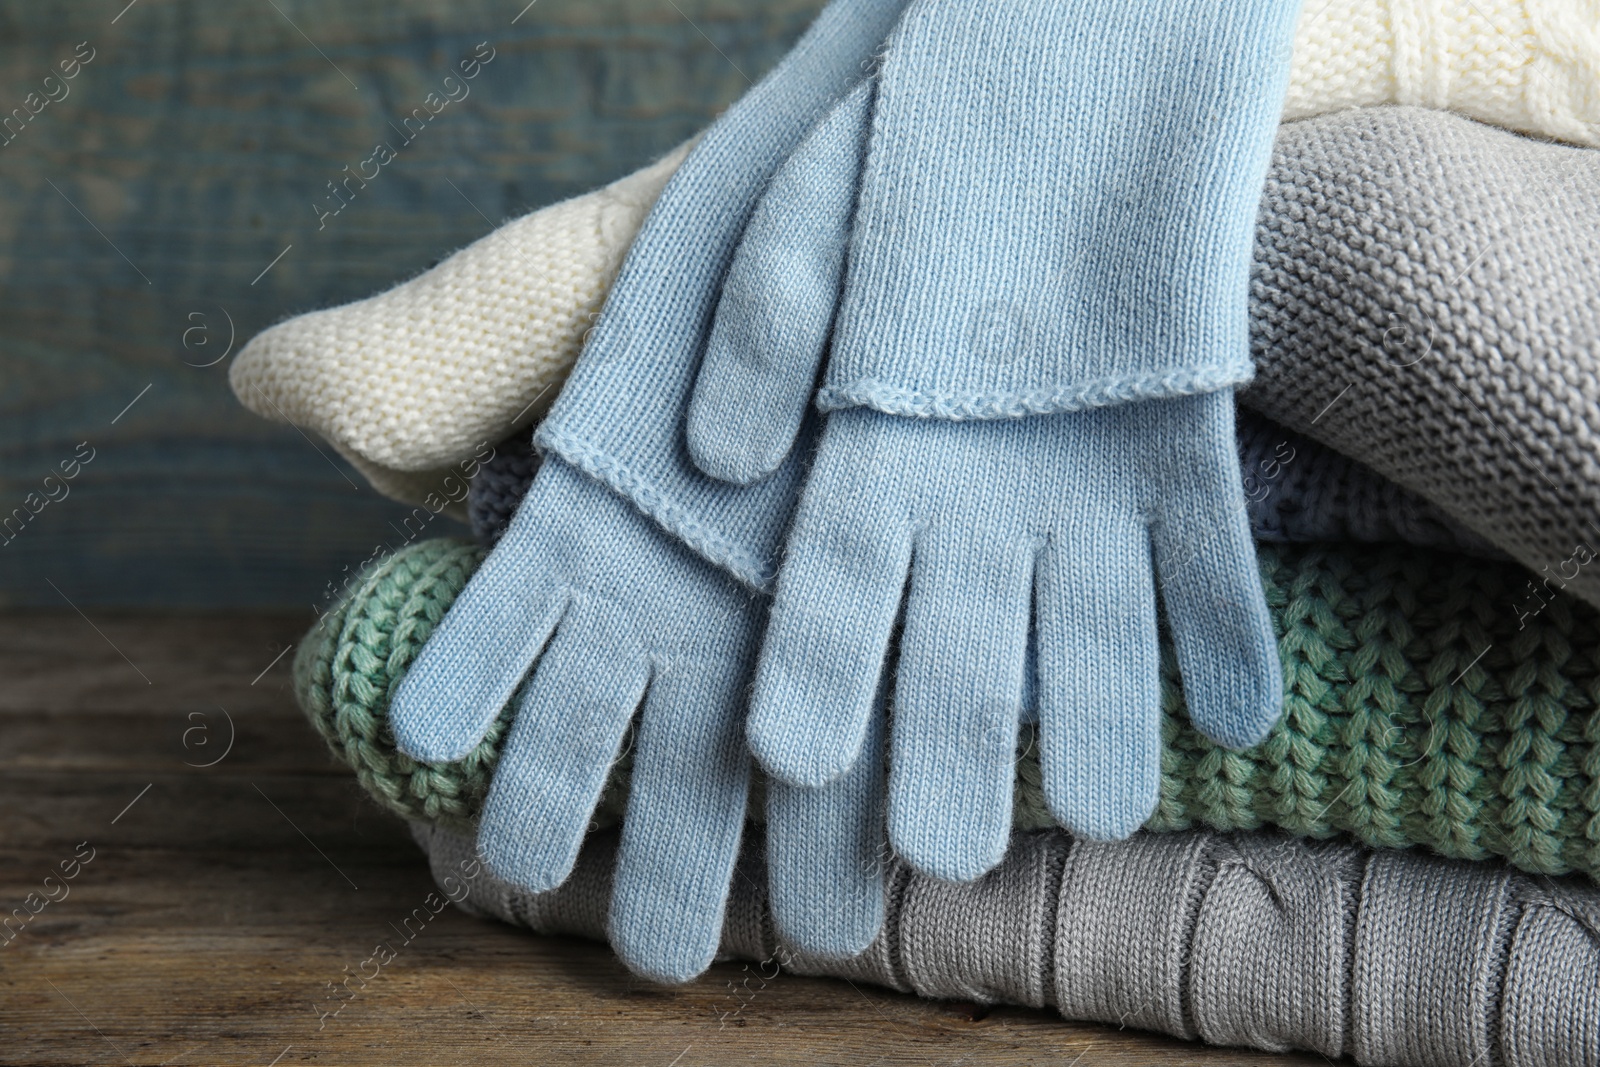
[[414, 822, 1600, 1067]]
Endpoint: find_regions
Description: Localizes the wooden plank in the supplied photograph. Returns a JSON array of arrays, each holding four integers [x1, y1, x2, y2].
[[0, 612, 309, 714], [2, 908, 1322, 1067], [0, 772, 409, 855], [0, 711, 338, 775]]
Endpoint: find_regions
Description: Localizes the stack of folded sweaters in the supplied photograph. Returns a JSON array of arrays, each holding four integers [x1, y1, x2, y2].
[[232, 2, 1600, 1064]]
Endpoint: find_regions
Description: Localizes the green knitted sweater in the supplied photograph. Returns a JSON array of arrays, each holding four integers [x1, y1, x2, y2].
[[293, 538, 1600, 882]]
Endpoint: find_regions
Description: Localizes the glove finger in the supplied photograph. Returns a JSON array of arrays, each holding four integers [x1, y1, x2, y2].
[[687, 78, 875, 487], [390, 485, 571, 764], [476, 602, 649, 893], [610, 649, 754, 983], [1151, 393, 1283, 749], [1035, 518, 1161, 841], [766, 685, 888, 958], [888, 533, 1031, 882], [747, 416, 913, 787]]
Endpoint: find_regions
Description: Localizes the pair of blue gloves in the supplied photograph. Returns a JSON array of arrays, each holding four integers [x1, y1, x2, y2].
[[392, 0, 1302, 982]]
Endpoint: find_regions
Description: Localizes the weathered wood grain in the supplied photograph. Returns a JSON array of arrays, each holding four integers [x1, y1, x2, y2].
[[0, 0, 827, 607], [0, 611, 309, 714], [0, 613, 1327, 1065]]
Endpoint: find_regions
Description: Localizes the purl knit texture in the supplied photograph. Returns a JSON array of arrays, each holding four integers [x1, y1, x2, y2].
[[300, 537, 1600, 883], [248, 106, 1595, 618], [230, 140, 692, 478], [465, 431, 536, 545], [1247, 105, 1600, 607], [229, 1, 1600, 511], [1234, 413, 1498, 556]]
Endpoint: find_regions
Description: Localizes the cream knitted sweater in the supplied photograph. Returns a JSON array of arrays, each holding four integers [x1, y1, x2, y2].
[[230, 0, 1600, 513], [1284, 0, 1599, 141]]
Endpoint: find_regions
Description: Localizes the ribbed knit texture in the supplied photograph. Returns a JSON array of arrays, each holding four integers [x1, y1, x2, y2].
[[301, 536, 1600, 884], [293, 537, 507, 827], [790, 0, 1297, 420], [228, 2, 1600, 513], [1282, 0, 1600, 146], [1247, 105, 1600, 609], [684, 0, 1296, 856], [416, 821, 1600, 1067]]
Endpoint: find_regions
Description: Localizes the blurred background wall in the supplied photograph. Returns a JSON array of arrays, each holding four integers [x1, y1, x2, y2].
[[0, 0, 823, 608]]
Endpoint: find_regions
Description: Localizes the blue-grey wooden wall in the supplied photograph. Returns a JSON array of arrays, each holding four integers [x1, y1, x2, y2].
[[0, 0, 826, 608]]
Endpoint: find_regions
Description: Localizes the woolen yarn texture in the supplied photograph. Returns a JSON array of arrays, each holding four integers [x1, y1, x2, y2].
[[296, 536, 1600, 884], [230, 0, 1600, 505], [415, 819, 1600, 1067], [1246, 104, 1600, 608], [376, 0, 920, 982], [467, 410, 1499, 557]]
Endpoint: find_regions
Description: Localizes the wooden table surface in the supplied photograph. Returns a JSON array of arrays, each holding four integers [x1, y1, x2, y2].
[[0, 612, 1324, 1066]]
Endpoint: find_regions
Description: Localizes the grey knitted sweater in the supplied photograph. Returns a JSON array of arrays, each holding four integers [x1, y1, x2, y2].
[[416, 822, 1600, 1067], [1248, 105, 1600, 610]]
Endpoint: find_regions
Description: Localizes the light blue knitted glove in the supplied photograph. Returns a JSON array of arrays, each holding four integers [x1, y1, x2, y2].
[[688, 0, 1300, 868], [389, 0, 915, 982], [392, 458, 886, 980]]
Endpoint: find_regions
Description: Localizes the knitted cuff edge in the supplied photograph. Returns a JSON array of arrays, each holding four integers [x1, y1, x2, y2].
[[815, 361, 1254, 420], [535, 424, 777, 593]]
